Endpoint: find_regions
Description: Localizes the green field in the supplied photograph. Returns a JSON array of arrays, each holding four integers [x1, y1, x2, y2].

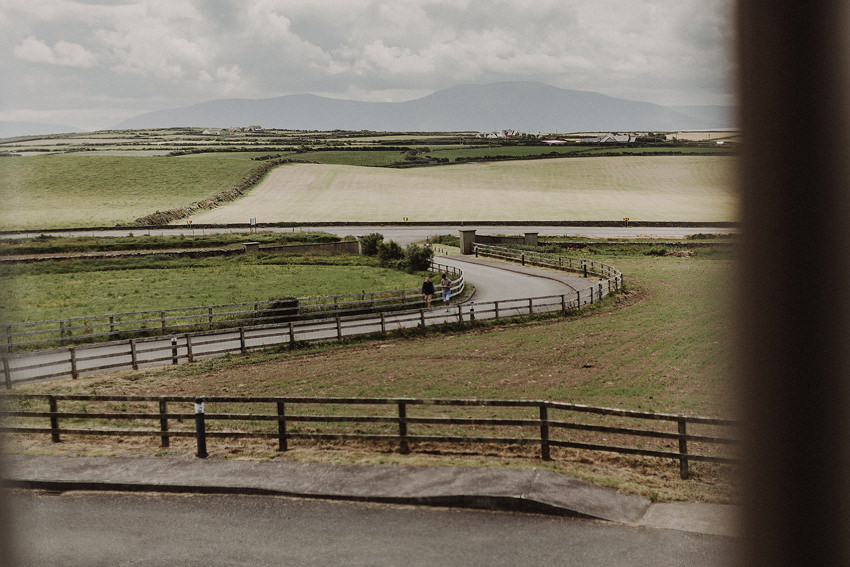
[[0, 254, 422, 324], [14, 248, 736, 502], [1, 128, 738, 229], [0, 153, 259, 229]]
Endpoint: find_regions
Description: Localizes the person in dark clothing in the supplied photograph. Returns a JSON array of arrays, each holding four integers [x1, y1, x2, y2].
[[421, 275, 435, 309]]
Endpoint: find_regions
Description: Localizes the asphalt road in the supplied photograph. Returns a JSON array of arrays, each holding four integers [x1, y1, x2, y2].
[[7, 490, 737, 567], [6, 255, 592, 384], [0, 224, 735, 246]]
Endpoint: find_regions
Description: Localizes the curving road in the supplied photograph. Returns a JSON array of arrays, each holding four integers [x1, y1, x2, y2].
[[4, 254, 597, 385]]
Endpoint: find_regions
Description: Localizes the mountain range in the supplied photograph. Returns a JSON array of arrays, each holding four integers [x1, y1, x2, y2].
[[115, 82, 735, 133]]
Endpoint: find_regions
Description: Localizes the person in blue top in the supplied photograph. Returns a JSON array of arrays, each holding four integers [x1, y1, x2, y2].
[[440, 273, 452, 311]]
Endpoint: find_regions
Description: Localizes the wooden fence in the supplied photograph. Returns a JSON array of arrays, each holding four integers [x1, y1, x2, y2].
[[0, 394, 738, 479], [474, 243, 624, 286], [0, 250, 625, 387], [3, 262, 464, 353]]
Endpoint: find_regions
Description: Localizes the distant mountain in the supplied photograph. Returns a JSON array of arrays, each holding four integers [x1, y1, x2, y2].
[[115, 81, 735, 132], [0, 121, 82, 138]]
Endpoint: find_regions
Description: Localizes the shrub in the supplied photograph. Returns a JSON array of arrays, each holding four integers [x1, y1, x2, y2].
[[404, 244, 434, 272], [359, 233, 384, 256], [377, 240, 404, 266]]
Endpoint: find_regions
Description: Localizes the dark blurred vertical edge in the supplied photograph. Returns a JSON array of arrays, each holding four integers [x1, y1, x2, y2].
[[736, 1, 850, 565]]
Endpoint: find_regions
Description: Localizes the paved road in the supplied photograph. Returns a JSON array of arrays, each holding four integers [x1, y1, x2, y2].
[[7, 490, 736, 567], [0, 224, 736, 246], [5, 255, 594, 385]]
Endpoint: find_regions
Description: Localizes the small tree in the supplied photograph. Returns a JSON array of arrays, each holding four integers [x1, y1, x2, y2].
[[377, 240, 405, 266], [359, 233, 384, 256], [404, 244, 434, 272]]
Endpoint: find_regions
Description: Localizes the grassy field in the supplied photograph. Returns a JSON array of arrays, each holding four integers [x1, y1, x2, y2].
[[0, 254, 422, 324], [0, 153, 259, 229], [1, 128, 738, 230], [189, 156, 738, 223], [10, 248, 737, 502]]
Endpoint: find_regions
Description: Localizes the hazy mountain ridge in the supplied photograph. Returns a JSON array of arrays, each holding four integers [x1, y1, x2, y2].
[[115, 82, 734, 133]]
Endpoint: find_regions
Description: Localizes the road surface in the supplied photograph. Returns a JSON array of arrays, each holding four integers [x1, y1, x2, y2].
[[0, 224, 735, 246], [7, 490, 736, 567]]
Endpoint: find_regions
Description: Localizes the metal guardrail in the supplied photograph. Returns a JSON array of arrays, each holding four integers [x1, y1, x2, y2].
[[0, 394, 737, 479]]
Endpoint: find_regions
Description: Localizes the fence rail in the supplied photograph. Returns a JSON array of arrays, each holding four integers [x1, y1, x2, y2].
[[0, 250, 623, 387], [3, 263, 464, 353], [474, 243, 624, 286], [0, 394, 737, 479]]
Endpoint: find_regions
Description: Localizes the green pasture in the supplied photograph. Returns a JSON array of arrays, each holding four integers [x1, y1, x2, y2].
[[0, 153, 259, 230], [15, 248, 736, 502], [0, 231, 339, 256], [0, 254, 422, 324]]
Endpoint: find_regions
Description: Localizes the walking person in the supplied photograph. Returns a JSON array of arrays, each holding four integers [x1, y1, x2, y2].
[[421, 275, 435, 309], [440, 273, 452, 311]]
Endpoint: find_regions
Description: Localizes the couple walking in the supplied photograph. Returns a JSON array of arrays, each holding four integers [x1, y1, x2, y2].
[[422, 273, 452, 311]]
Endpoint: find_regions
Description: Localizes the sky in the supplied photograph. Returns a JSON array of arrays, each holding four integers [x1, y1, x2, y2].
[[1, 0, 736, 132]]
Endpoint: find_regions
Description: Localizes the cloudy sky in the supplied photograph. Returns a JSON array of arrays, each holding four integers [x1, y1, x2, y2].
[[1, 0, 735, 132]]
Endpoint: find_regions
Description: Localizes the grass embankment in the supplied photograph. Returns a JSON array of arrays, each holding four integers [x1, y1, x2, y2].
[[10, 248, 737, 503], [0, 253, 422, 324], [0, 231, 339, 256]]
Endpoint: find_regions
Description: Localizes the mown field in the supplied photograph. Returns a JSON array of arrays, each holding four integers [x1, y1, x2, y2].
[[190, 156, 737, 223], [0, 128, 738, 229]]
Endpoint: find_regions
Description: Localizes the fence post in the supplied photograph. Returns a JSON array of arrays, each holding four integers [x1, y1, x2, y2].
[[539, 404, 551, 461], [494, 301, 500, 320], [171, 336, 178, 365], [49, 395, 60, 443], [288, 322, 295, 349], [185, 334, 194, 363], [59, 321, 66, 346], [161, 311, 167, 331], [69, 347, 78, 379], [521, 251, 525, 266], [277, 401, 288, 452], [239, 327, 246, 354], [678, 419, 690, 479], [2, 357, 11, 389], [208, 307, 214, 330], [528, 298, 534, 315], [109, 315, 116, 338], [577, 290, 581, 306], [159, 399, 170, 448], [398, 402, 410, 454], [582, 260, 588, 278], [130, 339, 138, 370], [380, 312, 386, 335], [336, 316, 342, 340], [194, 398, 208, 458], [420, 309, 426, 327], [561, 294, 567, 315], [469, 302, 475, 322], [5, 325, 12, 353]]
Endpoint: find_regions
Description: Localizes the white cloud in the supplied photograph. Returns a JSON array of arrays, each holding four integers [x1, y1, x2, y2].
[[0, 0, 736, 130], [14, 35, 97, 68]]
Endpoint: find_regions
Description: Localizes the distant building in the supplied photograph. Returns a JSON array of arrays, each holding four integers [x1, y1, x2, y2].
[[202, 128, 224, 135]]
